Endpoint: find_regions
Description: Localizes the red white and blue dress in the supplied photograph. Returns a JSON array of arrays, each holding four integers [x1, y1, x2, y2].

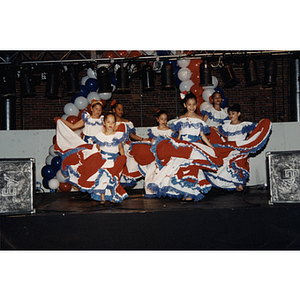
[[81, 111, 104, 144], [201, 106, 229, 144], [117, 120, 145, 187], [54, 119, 128, 202], [132, 117, 223, 201], [205, 119, 272, 190], [133, 127, 177, 197], [201, 106, 229, 127]]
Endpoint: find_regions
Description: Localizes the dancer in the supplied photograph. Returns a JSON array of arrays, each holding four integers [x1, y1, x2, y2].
[[111, 100, 145, 187], [201, 91, 229, 128], [144, 92, 222, 201], [91, 112, 128, 204], [205, 103, 272, 191], [147, 110, 177, 142], [54, 112, 128, 204], [131, 110, 177, 197], [201, 91, 229, 143], [111, 100, 145, 141], [60, 100, 104, 144]]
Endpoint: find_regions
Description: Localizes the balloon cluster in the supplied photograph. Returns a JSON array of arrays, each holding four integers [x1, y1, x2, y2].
[[41, 67, 114, 192], [41, 139, 72, 192], [174, 58, 229, 114]]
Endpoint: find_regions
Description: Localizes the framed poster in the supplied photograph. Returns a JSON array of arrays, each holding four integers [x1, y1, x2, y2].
[[0, 158, 35, 215], [266, 151, 300, 204]]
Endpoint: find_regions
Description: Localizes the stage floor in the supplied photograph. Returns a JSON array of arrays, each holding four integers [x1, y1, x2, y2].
[[1, 186, 300, 250], [34, 185, 268, 214]]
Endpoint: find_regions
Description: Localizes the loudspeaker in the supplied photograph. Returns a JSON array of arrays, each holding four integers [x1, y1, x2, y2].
[[0, 158, 35, 215], [266, 151, 300, 204]]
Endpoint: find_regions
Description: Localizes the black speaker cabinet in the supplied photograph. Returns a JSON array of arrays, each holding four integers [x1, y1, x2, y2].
[[266, 151, 300, 205], [0, 158, 35, 215]]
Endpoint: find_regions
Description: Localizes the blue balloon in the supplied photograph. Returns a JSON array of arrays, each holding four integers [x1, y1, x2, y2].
[[71, 95, 77, 103], [77, 85, 89, 97], [85, 78, 99, 92], [51, 156, 62, 171], [42, 178, 50, 189], [214, 87, 225, 97], [221, 96, 229, 109], [41, 165, 56, 179], [174, 65, 181, 76], [156, 50, 171, 56], [110, 73, 117, 85]]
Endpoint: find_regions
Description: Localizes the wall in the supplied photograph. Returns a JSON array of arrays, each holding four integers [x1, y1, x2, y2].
[[1, 122, 300, 193], [2, 52, 293, 131]]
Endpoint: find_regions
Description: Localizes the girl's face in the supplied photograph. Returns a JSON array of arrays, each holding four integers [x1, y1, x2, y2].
[[104, 115, 116, 132], [212, 93, 222, 106], [228, 110, 241, 123], [113, 104, 124, 118], [157, 113, 168, 127], [184, 98, 197, 113], [91, 104, 102, 118]]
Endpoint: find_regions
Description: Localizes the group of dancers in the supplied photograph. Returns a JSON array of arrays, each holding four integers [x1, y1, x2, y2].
[[54, 91, 272, 204]]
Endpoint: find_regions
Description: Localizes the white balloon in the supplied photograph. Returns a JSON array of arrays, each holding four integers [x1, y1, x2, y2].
[[97, 63, 110, 69], [200, 101, 213, 112], [177, 58, 190, 68], [74, 96, 88, 110], [49, 178, 60, 190], [202, 88, 215, 102], [111, 84, 116, 92], [45, 154, 54, 165], [56, 170, 68, 183], [87, 92, 101, 104], [87, 68, 97, 79], [61, 114, 68, 120], [49, 144, 58, 157], [81, 75, 89, 86], [64, 103, 79, 117], [212, 76, 218, 88], [179, 80, 194, 92], [99, 92, 112, 100], [178, 68, 192, 82]]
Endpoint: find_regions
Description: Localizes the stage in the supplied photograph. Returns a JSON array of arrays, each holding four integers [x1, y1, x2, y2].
[[1, 186, 300, 250]]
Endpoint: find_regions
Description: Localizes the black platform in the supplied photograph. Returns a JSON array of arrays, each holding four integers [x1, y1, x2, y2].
[[1, 186, 300, 250]]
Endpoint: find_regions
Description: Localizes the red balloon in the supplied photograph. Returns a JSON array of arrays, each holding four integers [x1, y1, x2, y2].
[[127, 51, 143, 58], [59, 182, 72, 192], [117, 51, 128, 57], [103, 51, 120, 58], [190, 84, 203, 98], [52, 134, 56, 144], [66, 115, 80, 124], [196, 98, 204, 116], [189, 59, 202, 73], [100, 99, 107, 107], [191, 72, 200, 85]]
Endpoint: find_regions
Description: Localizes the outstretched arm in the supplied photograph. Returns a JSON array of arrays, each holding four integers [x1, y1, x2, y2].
[[60, 118, 85, 131], [119, 143, 125, 156], [200, 132, 214, 149]]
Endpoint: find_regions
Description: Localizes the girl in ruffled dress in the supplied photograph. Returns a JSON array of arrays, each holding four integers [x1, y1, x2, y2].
[[111, 100, 145, 187], [201, 91, 229, 143], [205, 103, 272, 191], [144, 93, 222, 201], [147, 110, 177, 143], [54, 112, 128, 204], [60, 100, 104, 144], [131, 110, 177, 197]]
